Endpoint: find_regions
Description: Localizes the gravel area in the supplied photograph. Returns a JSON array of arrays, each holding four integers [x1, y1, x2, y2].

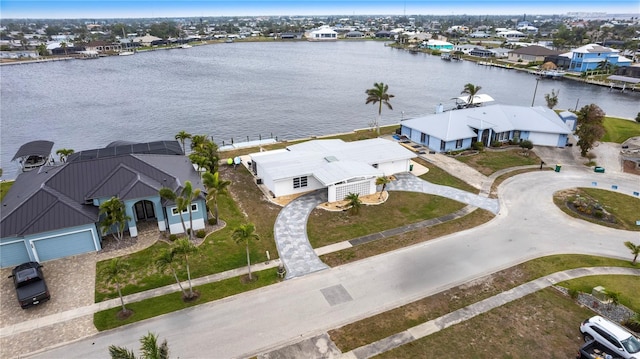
[[554, 286, 636, 324]]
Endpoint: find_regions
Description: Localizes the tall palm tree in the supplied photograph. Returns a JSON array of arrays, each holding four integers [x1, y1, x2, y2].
[[174, 131, 191, 154], [155, 248, 187, 297], [365, 82, 394, 135], [55, 148, 74, 163], [202, 171, 231, 225], [344, 192, 362, 215], [624, 241, 639, 264], [109, 332, 169, 359], [159, 181, 200, 241], [173, 238, 198, 298], [460, 83, 482, 106], [375, 176, 391, 199], [232, 223, 260, 281], [101, 258, 130, 314]]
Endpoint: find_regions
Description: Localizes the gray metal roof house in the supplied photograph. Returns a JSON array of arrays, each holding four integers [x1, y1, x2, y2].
[[0, 140, 207, 268], [400, 105, 573, 153]]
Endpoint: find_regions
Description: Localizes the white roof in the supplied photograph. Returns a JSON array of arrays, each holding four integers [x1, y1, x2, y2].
[[455, 94, 495, 104], [251, 138, 415, 185], [402, 105, 571, 142], [426, 40, 453, 46]]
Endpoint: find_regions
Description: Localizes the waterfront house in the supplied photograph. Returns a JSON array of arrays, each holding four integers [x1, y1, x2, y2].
[[0, 140, 207, 268], [469, 48, 494, 58], [248, 138, 416, 202], [507, 45, 560, 63], [85, 40, 122, 54], [399, 105, 573, 153], [564, 43, 632, 72], [421, 39, 453, 51], [133, 34, 163, 47], [306, 26, 338, 41]]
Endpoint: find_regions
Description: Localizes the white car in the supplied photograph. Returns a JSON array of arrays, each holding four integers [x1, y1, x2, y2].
[[580, 316, 640, 359]]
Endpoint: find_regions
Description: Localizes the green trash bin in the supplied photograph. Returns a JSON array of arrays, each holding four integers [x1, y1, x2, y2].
[[594, 166, 605, 173], [555, 164, 562, 172], [410, 164, 414, 171]]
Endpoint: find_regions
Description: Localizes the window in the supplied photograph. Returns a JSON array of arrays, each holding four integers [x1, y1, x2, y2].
[[455, 139, 463, 148], [293, 176, 308, 189], [171, 203, 198, 216]]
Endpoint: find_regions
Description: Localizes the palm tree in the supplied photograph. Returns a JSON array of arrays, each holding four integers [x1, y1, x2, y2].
[[365, 82, 394, 135], [155, 248, 187, 297], [174, 131, 191, 154], [202, 171, 231, 225], [109, 332, 169, 359], [159, 181, 200, 241], [375, 176, 390, 200], [60, 41, 68, 56], [101, 258, 130, 314], [173, 238, 198, 299], [232, 223, 261, 281], [345, 193, 362, 215], [99, 197, 132, 242], [544, 89, 559, 109], [461, 83, 482, 106], [55, 148, 74, 163], [624, 241, 639, 264]]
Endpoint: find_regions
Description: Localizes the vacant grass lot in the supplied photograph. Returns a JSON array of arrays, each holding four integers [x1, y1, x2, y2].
[[553, 187, 640, 231], [329, 255, 637, 355], [601, 117, 640, 143], [377, 289, 595, 358], [456, 149, 541, 176]]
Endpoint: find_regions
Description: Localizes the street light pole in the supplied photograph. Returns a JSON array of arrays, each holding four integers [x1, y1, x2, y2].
[[531, 76, 540, 107]]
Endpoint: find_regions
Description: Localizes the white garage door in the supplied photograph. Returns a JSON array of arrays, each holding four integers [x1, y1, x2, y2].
[[528, 132, 560, 147], [0, 240, 30, 268]]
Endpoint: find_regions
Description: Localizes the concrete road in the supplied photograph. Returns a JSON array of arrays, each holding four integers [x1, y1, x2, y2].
[[28, 167, 640, 359]]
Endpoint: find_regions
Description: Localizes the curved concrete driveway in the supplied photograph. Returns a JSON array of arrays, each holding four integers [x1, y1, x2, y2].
[[27, 167, 640, 359], [274, 190, 329, 279]]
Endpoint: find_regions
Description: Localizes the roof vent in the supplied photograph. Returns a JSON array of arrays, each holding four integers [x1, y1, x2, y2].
[[324, 156, 338, 163]]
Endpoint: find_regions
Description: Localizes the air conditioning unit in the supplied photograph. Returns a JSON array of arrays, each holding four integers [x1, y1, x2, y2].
[[256, 178, 263, 184]]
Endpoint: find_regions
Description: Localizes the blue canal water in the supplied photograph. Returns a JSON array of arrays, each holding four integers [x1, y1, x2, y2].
[[1, 40, 639, 179]]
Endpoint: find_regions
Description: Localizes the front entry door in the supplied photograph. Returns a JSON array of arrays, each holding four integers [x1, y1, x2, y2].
[[134, 200, 156, 221]]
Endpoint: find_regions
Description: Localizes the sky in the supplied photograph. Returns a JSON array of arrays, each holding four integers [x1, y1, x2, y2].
[[0, 0, 638, 19]]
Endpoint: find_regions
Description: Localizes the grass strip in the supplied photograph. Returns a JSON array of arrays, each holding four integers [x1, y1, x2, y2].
[[94, 268, 279, 331], [601, 116, 640, 143]]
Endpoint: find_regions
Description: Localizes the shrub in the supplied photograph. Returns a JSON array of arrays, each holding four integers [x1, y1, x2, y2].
[[636, 112, 640, 123], [208, 218, 216, 226], [568, 288, 580, 299], [519, 140, 533, 150], [196, 229, 206, 238], [490, 140, 501, 148], [471, 141, 484, 151], [169, 234, 178, 241]]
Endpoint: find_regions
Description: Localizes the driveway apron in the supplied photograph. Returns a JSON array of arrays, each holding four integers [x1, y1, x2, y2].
[[388, 173, 500, 214], [274, 190, 329, 279]]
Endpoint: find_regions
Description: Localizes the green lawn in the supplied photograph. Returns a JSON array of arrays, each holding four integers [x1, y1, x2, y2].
[[559, 275, 640, 312], [0, 180, 14, 202], [553, 187, 640, 231], [94, 267, 280, 331], [456, 149, 541, 176], [601, 116, 640, 143], [415, 157, 478, 193]]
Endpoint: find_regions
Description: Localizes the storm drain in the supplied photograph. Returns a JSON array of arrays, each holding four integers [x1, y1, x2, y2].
[[320, 284, 353, 306]]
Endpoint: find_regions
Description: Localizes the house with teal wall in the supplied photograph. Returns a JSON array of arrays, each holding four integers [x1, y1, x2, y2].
[[421, 39, 454, 50], [0, 140, 207, 268], [565, 43, 632, 72], [400, 105, 574, 153]]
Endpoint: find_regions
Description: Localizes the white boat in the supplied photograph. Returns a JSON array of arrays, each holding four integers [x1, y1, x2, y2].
[[538, 69, 566, 79], [119, 51, 135, 56], [179, 44, 192, 49]]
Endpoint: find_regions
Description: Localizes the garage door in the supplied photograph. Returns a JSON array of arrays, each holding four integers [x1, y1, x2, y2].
[[0, 240, 30, 268], [528, 132, 560, 147], [32, 229, 97, 262]]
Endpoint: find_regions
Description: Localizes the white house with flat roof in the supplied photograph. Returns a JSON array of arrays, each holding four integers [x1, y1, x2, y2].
[[249, 138, 416, 202]]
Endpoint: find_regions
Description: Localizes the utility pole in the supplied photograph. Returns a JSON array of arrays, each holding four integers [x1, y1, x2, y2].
[[531, 77, 540, 107]]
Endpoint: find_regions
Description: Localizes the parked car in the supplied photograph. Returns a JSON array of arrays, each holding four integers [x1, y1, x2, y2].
[[8, 262, 51, 309], [580, 316, 640, 359]]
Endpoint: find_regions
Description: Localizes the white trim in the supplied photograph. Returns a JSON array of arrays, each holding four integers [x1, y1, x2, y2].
[[29, 227, 98, 263]]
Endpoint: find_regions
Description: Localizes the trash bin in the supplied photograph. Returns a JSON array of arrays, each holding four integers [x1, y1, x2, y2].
[[409, 164, 414, 171], [555, 164, 562, 172], [594, 166, 605, 173]]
